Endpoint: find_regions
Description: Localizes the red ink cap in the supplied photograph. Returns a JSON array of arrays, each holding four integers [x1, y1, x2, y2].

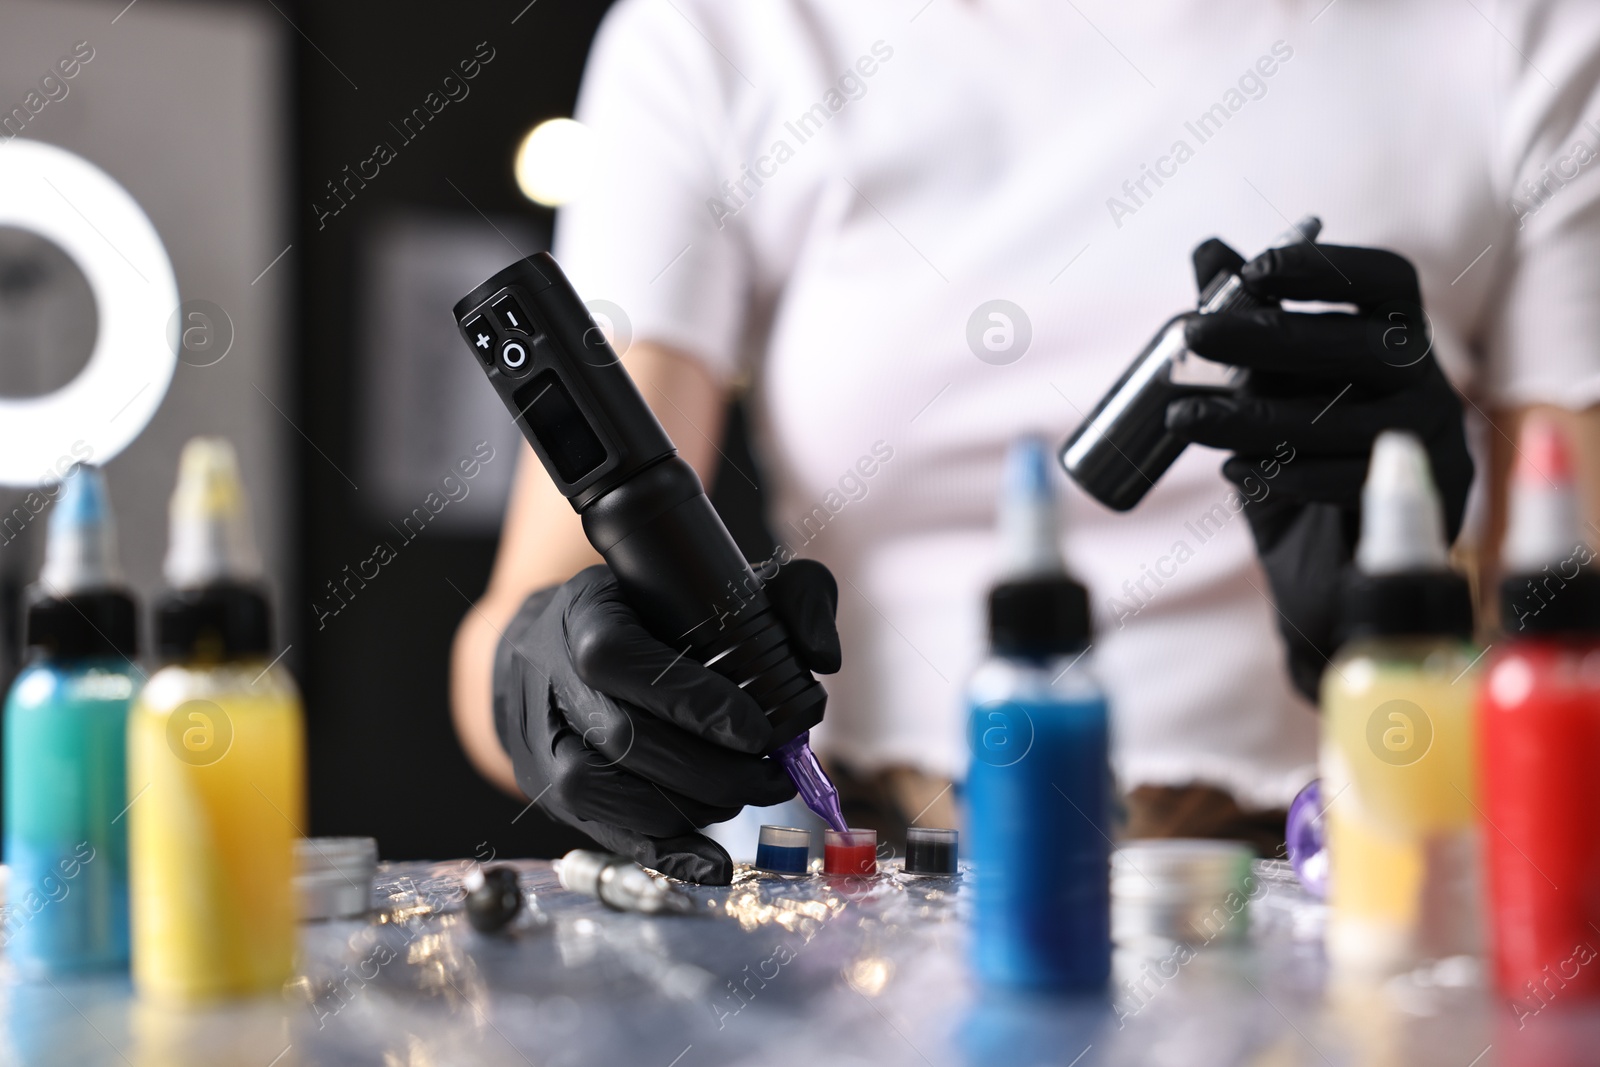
[[823, 828, 876, 876]]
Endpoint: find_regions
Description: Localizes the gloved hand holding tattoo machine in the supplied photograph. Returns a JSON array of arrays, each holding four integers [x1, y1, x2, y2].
[[452, 254, 845, 885], [1062, 218, 1472, 699]]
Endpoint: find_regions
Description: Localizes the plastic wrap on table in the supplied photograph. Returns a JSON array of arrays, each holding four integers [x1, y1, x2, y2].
[[1, 857, 1595, 1066]]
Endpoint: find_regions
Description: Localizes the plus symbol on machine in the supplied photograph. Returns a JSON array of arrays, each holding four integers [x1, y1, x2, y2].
[[475, 332, 491, 350]]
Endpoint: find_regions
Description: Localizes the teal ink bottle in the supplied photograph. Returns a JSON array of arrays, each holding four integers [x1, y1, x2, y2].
[[967, 437, 1111, 990], [3, 466, 139, 975]]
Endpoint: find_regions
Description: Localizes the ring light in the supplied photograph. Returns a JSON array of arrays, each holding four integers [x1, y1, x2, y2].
[[0, 139, 179, 487]]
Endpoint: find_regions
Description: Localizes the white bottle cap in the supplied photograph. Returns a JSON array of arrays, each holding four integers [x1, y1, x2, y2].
[[1503, 416, 1582, 573], [998, 435, 1067, 577], [39, 465, 124, 595], [163, 437, 263, 589], [1355, 431, 1450, 575]]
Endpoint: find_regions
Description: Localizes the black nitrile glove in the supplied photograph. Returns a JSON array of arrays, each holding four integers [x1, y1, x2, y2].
[[1165, 238, 1473, 702], [493, 559, 841, 885]]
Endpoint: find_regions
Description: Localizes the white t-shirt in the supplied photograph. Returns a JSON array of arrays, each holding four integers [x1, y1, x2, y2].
[[555, 0, 1600, 809]]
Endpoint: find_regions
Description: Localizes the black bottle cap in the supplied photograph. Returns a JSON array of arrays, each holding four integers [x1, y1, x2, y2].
[[1338, 569, 1474, 642], [988, 575, 1091, 658], [1500, 569, 1600, 635], [154, 581, 273, 663], [24, 589, 139, 661], [464, 866, 524, 934]]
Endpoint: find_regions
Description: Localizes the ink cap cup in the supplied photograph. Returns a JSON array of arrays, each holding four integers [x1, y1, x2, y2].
[[755, 825, 813, 876], [295, 836, 378, 921], [902, 827, 959, 876], [824, 828, 877, 876]]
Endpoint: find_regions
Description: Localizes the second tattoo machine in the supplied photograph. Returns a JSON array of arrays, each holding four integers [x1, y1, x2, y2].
[[453, 253, 846, 832], [1060, 216, 1322, 510]]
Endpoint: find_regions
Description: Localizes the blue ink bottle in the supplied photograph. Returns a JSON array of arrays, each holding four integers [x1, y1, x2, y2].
[[966, 437, 1110, 990], [3, 466, 139, 975]]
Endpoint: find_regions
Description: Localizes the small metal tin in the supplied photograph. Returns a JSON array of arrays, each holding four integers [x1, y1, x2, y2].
[[295, 836, 378, 921], [1112, 839, 1254, 949]]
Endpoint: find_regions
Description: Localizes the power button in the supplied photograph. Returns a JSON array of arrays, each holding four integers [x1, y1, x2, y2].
[[500, 338, 531, 374]]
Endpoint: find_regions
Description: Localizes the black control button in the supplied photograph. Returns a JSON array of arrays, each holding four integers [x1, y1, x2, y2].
[[499, 337, 532, 374], [491, 294, 534, 334], [463, 315, 495, 362]]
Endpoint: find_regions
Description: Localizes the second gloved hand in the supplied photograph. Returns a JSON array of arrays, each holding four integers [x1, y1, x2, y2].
[[493, 559, 841, 885], [1165, 237, 1472, 701]]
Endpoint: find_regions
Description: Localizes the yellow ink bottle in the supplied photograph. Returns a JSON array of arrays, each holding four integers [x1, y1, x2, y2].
[[1321, 432, 1480, 974], [128, 438, 305, 1002]]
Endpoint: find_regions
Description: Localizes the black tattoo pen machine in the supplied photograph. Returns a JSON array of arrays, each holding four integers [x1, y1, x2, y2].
[[453, 253, 847, 832]]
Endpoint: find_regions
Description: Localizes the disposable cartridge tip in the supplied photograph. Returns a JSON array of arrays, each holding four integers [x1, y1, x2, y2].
[[39, 465, 125, 595], [1505, 416, 1583, 573], [1355, 431, 1450, 575], [163, 437, 263, 588], [774, 733, 848, 833], [999, 435, 1066, 578]]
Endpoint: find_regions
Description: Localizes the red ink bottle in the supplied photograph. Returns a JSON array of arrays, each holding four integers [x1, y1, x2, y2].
[[1481, 417, 1600, 1003]]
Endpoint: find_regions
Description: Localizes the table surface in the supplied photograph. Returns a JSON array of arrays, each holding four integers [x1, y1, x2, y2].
[[0, 858, 1595, 1067]]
